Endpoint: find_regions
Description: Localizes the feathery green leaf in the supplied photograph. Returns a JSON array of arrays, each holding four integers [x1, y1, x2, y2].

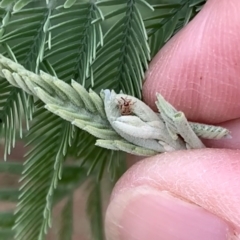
[[0, 77, 33, 160], [91, 0, 152, 98], [47, 1, 104, 86], [147, 0, 206, 57]]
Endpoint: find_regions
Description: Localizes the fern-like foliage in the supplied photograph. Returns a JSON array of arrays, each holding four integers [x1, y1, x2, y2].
[[0, 0, 206, 240], [91, 0, 153, 98], [0, 0, 37, 160], [147, 0, 206, 57], [14, 110, 75, 240], [0, 77, 33, 160], [46, 1, 104, 85], [0, 160, 90, 240]]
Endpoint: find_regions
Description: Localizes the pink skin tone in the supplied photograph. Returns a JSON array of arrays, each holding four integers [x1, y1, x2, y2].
[[105, 0, 240, 240]]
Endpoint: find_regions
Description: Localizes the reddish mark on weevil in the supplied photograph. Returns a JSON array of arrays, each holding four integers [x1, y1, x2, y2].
[[117, 97, 136, 115]]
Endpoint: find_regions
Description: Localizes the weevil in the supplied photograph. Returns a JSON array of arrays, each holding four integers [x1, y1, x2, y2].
[[117, 96, 136, 115]]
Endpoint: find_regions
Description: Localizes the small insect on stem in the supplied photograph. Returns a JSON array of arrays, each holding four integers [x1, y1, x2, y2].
[[117, 96, 136, 115]]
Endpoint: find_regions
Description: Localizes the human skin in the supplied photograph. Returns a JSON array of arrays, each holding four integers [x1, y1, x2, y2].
[[104, 0, 240, 239]]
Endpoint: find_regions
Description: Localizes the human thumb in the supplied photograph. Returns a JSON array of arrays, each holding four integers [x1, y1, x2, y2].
[[104, 149, 240, 240]]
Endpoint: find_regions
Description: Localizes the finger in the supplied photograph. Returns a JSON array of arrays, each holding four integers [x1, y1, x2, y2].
[[105, 149, 240, 240], [143, 0, 240, 124]]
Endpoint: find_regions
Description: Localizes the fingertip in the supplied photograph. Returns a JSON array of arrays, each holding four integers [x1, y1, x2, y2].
[[105, 187, 234, 240], [143, 0, 240, 123], [105, 149, 240, 240]]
